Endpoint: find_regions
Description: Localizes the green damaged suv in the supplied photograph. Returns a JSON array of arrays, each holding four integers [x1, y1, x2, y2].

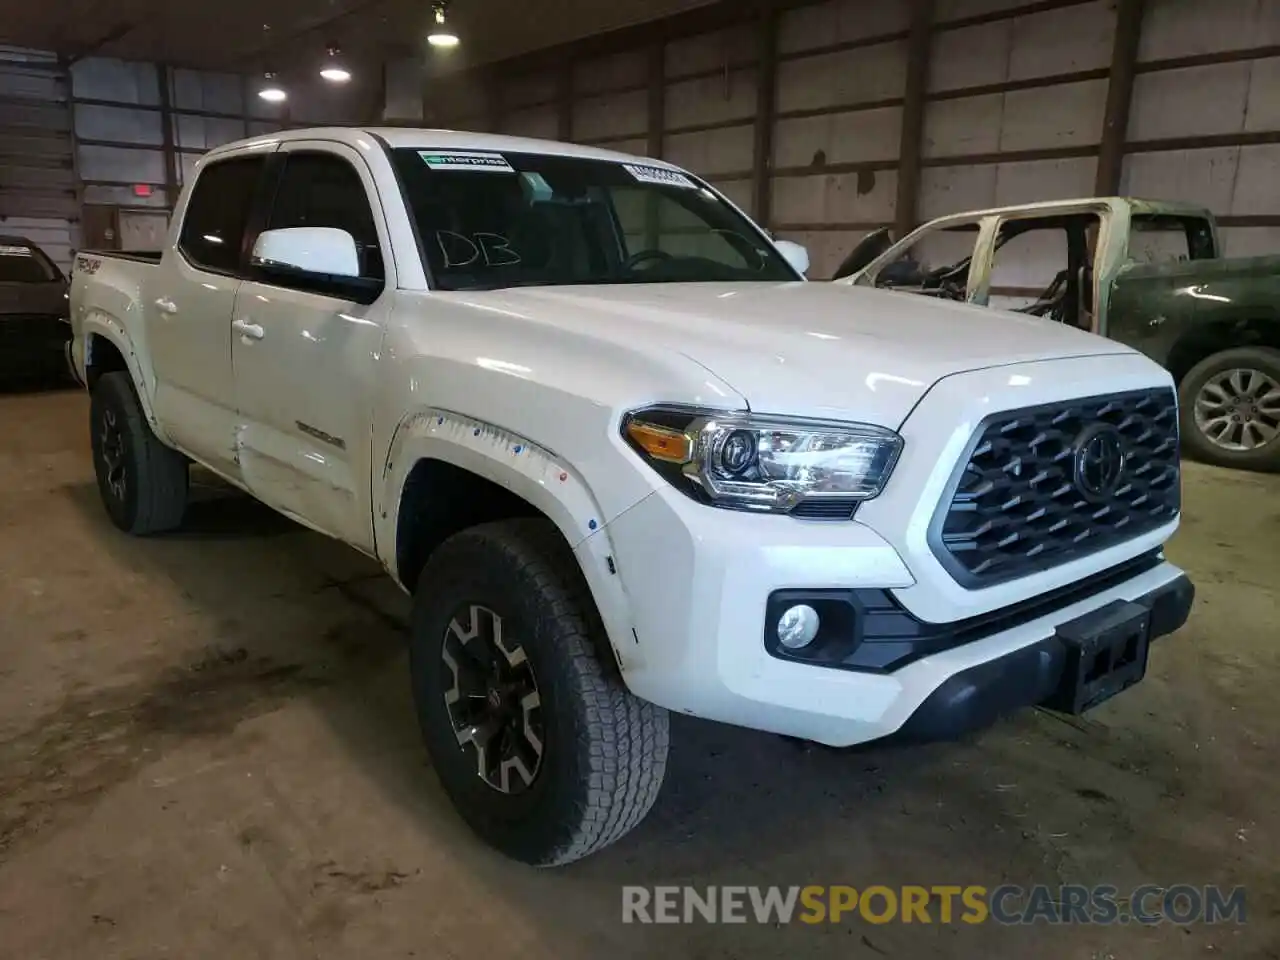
[[836, 198, 1280, 472]]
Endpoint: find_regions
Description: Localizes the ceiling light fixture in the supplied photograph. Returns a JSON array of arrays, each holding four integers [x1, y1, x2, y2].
[[320, 45, 351, 83], [258, 71, 287, 103], [427, 1, 460, 48]]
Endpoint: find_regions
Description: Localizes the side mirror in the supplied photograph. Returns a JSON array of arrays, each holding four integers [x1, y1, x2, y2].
[[774, 239, 810, 277], [252, 227, 360, 278]]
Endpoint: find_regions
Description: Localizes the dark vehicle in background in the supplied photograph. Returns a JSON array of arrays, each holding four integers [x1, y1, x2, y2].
[[0, 235, 72, 382], [835, 198, 1280, 472]]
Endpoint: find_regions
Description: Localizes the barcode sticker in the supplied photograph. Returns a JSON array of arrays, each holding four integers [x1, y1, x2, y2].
[[622, 164, 697, 189]]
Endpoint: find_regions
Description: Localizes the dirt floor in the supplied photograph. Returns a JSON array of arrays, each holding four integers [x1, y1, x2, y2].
[[0, 385, 1277, 960]]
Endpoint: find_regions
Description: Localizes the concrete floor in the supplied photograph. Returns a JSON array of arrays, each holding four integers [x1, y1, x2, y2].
[[0, 386, 1277, 960]]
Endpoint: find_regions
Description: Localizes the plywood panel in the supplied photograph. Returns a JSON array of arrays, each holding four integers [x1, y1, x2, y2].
[[936, 0, 1031, 23], [574, 89, 647, 140], [503, 104, 558, 140], [664, 125, 754, 176], [574, 50, 647, 96], [998, 80, 1107, 151], [1121, 147, 1241, 213], [778, 0, 910, 55], [666, 25, 755, 76], [1138, 0, 1280, 61], [1229, 144, 1280, 216], [777, 40, 908, 113], [774, 106, 903, 168], [772, 170, 898, 224], [1244, 57, 1280, 133], [772, 229, 868, 279], [664, 68, 757, 129], [929, 21, 1013, 92], [1219, 226, 1280, 257], [1128, 63, 1253, 141], [501, 71, 557, 111]]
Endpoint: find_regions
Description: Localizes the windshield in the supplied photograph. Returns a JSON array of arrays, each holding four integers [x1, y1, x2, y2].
[[389, 148, 796, 290], [0, 242, 58, 283]]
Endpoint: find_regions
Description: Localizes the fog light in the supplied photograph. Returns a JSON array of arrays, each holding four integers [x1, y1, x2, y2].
[[777, 604, 820, 649]]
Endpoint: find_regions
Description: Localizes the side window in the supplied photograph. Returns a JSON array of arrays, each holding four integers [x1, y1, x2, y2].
[[989, 226, 1068, 311], [266, 152, 384, 281], [178, 156, 265, 273]]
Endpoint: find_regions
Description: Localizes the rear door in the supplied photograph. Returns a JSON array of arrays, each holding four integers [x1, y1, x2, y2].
[[145, 153, 271, 476], [230, 141, 390, 553]]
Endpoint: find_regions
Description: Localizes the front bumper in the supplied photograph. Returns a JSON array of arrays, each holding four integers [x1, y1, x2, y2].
[[600, 485, 1192, 747], [893, 571, 1193, 742]]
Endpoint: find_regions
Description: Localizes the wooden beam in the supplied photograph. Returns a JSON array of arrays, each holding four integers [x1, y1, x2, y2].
[[895, 0, 934, 239], [557, 65, 573, 141], [1095, 0, 1146, 194], [156, 64, 179, 208], [647, 42, 665, 159], [751, 3, 779, 226]]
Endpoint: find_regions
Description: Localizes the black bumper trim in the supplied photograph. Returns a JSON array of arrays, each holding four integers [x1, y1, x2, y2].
[[891, 572, 1194, 743], [765, 549, 1165, 673]]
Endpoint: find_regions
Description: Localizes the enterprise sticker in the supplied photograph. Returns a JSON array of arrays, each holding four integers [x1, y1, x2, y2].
[[623, 163, 696, 189], [419, 151, 515, 173], [0, 245, 33, 256]]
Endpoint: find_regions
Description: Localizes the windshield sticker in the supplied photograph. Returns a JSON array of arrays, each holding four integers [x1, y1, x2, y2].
[[419, 151, 515, 173], [0, 245, 33, 257], [623, 164, 696, 190]]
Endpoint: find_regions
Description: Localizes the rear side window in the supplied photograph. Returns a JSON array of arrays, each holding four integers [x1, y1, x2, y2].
[[266, 152, 384, 281], [179, 156, 266, 273]]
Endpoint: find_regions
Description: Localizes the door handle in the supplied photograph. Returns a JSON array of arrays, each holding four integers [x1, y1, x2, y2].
[[232, 318, 265, 341], [154, 297, 178, 315]]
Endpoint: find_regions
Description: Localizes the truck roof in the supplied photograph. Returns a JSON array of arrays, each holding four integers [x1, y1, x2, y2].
[[204, 126, 675, 169], [917, 196, 1214, 224]]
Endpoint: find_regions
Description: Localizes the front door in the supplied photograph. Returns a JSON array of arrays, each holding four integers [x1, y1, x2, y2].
[[230, 142, 391, 553]]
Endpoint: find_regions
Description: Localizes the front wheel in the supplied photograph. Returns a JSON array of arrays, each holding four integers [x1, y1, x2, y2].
[[409, 518, 669, 866], [1179, 346, 1280, 473]]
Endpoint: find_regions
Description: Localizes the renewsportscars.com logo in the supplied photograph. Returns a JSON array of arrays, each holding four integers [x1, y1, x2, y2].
[[622, 885, 1247, 926]]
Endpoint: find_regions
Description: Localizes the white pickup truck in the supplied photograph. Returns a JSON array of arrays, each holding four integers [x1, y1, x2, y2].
[[71, 127, 1194, 866]]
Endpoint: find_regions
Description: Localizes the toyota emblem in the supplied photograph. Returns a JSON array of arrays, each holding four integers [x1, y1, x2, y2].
[[1072, 424, 1126, 501]]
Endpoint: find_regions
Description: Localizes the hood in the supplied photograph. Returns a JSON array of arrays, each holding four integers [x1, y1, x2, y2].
[[472, 282, 1133, 427], [0, 279, 67, 318]]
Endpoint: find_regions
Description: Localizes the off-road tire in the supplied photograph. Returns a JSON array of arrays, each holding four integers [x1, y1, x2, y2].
[[410, 518, 669, 866], [1178, 346, 1280, 473], [89, 371, 189, 533]]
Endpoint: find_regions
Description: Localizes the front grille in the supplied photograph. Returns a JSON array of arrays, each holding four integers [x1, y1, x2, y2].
[[931, 388, 1180, 586]]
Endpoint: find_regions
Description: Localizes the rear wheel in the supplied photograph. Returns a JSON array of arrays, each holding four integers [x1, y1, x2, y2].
[[409, 518, 669, 866], [89, 371, 189, 533], [1179, 346, 1280, 473]]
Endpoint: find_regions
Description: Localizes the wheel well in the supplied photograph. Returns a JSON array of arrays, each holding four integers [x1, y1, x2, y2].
[[395, 458, 543, 590], [1165, 318, 1280, 386], [85, 333, 129, 389]]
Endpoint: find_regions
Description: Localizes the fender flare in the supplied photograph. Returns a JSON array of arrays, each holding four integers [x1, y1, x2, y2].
[[376, 409, 644, 672], [80, 314, 160, 428]]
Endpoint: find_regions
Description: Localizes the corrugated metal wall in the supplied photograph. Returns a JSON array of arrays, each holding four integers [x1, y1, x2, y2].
[[421, 0, 1280, 279]]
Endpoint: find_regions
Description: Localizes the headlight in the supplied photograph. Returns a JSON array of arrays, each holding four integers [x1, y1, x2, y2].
[[621, 406, 903, 517]]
